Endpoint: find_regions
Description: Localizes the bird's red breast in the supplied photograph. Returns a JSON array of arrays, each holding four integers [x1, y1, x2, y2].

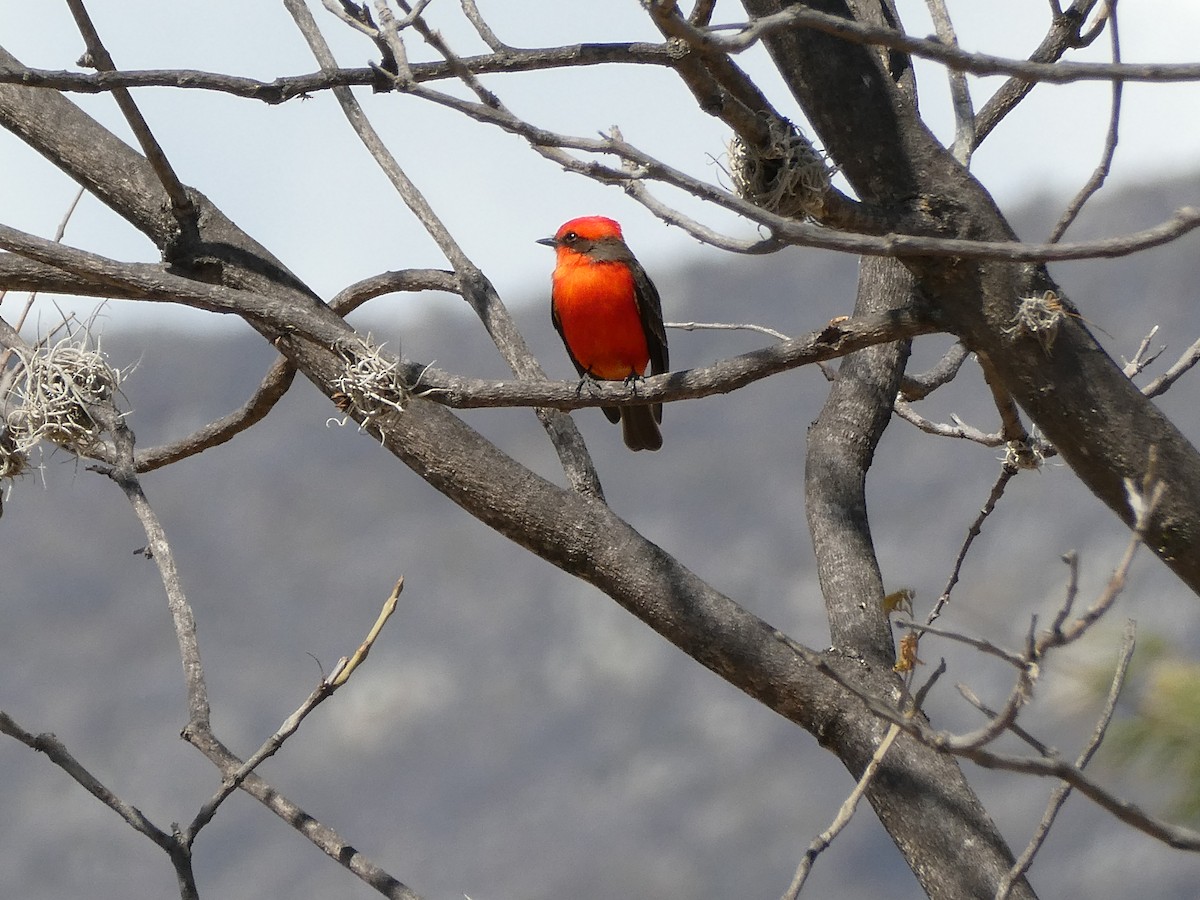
[[550, 249, 650, 380]]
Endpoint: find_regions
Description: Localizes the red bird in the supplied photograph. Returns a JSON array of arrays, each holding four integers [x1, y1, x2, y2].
[[538, 216, 669, 452]]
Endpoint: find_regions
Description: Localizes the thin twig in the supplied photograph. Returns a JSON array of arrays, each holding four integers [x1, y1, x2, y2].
[[957, 683, 1055, 757], [781, 723, 902, 898], [1048, 0, 1122, 242], [64, 0, 195, 221], [1042, 481, 1162, 649], [1050, 550, 1082, 639], [1143, 336, 1200, 399], [0, 710, 199, 898], [187, 577, 404, 840], [665, 320, 789, 341], [1121, 325, 1163, 379], [898, 619, 1028, 669], [929, 463, 1019, 622], [892, 398, 1005, 446], [996, 619, 1137, 899], [460, 0, 510, 51], [924, 0, 976, 164], [0, 711, 175, 851]]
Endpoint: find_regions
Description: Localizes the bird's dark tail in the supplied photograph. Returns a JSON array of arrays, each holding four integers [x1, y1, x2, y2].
[[620, 405, 662, 452]]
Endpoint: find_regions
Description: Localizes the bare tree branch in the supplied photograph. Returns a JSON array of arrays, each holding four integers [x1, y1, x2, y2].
[[187, 577, 404, 841], [892, 398, 1004, 446], [1122, 325, 1164, 379], [1143, 336, 1200, 399], [929, 462, 1020, 623], [996, 619, 1138, 899], [1047, 0, 1122, 242], [0, 711, 199, 899], [89, 407, 211, 733], [899, 342, 969, 400], [696, 3, 1199, 84], [781, 722, 902, 899], [126, 269, 457, 473], [63, 0, 195, 223], [975, 0, 1105, 144], [0, 49, 675, 101], [0, 712, 172, 850], [285, 0, 604, 498], [924, 0, 975, 164]]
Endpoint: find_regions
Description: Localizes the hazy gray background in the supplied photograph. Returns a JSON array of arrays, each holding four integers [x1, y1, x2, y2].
[[3, 177, 1200, 898]]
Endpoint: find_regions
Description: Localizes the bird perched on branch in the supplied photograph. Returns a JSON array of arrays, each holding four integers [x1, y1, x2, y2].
[[538, 216, 669, 451]]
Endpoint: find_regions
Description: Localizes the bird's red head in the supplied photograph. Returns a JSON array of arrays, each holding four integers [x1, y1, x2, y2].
[[554, 216, 623, 243], [537, 216, 628, 262]]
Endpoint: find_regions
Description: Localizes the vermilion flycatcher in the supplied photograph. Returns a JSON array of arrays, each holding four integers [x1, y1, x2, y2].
[[538, 216, 669, 451]]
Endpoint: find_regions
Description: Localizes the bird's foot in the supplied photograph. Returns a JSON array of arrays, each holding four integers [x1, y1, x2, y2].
[[575, 372, 604, 398]]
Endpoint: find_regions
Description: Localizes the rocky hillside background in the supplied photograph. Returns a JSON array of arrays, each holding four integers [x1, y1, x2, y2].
[[2, 175, 1200, 899]]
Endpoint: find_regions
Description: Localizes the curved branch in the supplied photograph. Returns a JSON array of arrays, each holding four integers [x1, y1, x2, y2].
[[128, 269, 459, 472], [130, 357, 297, 472], [899, 341, 969, 400], [329, 268, 458, 310]]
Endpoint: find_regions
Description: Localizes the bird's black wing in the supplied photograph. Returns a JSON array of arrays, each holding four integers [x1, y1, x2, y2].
[[629, 260, 668, 424]]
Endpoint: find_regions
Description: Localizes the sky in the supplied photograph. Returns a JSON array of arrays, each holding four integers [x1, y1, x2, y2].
[[2, 1, 1200, 330]]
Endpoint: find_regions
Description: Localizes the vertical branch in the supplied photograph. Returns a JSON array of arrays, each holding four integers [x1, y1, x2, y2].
[[94, 410, 211, 732], [1048, 0, 1122, 242], [284, 0, 604, 498], [924, 0, 976, 164], [805, 257, 912, 664]]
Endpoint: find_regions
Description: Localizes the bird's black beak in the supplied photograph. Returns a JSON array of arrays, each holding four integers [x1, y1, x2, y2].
[[535, 237, 558, 248]]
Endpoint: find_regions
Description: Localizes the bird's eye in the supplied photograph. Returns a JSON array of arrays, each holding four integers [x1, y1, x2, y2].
[[563, 231, 578, 244]]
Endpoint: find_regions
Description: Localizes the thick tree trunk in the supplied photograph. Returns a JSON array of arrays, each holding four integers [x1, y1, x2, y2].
[[744, 0, 1200, 595]]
